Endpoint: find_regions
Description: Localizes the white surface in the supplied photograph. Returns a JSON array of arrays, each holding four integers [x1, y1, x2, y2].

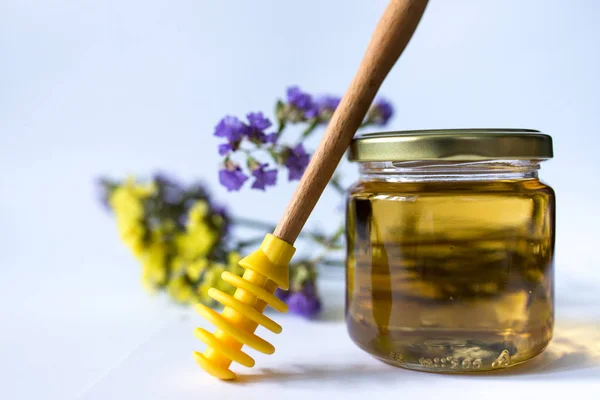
[[79, 278, 600, 399], [1, 0, 600, 399]]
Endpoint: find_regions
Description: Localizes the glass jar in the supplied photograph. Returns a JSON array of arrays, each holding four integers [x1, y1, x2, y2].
[[345, 129, 555, 373]]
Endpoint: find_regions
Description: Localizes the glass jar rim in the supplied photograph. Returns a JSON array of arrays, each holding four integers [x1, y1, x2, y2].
[[348, 129, 553, 162]]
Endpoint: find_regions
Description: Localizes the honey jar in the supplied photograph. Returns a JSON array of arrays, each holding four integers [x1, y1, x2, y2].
[[345, 129, 555, 372]]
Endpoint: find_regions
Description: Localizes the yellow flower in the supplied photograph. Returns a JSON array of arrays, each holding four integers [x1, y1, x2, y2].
[[117, 218, 145, 256], [211, 214, 224, 229], [156, 220, 176, 236], [212, 262, 240, 296], [176, 201, 219, 261], [188, 201, 210, 222], [140, 240, 168, 287], [109, 178, 157, 257], [167, 276, 199, 304], [109, 177, 154, 220], [227, 251, 244, 277], [141, 275, 159, 295], [169, 256, 185, 275], [132, 181, 157, 198], [175, 231, 215, 262], [198, 264, 226, 303], [186, 258, 208, 281]]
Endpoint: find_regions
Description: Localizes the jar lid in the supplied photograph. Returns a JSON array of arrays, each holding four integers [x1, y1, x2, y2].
[[348, 129, 554, 162]]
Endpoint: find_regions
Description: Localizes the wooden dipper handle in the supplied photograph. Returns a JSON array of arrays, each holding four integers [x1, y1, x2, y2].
[[273, 0, 429, 244]]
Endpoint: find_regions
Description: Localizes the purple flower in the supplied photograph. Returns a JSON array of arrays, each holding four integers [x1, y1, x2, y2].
[[368, 98, 394, 126], [284, 144, 310, 181], [218, 166, 248, 192], [177, 213, 189, 228], [312, 95, 341, 121], [250, 163, 277, 191], [214, 116, 248, 142], [247, 112, 272, 131], [275, 288, 290, 302], [302, 280, 318, 297], [304, 106, 319, 119], [287, 86, 318, 118], [315, 95, 341, 114], [287, 86, 312, 109], [218, 143, 233, 155], [95, 177, 113, 211], [265, 132, 278, 144], [244, 112, 273, 143], [153, 171, 180, 187], [287, 284, 322, 319], [153, 172, 185, 205]]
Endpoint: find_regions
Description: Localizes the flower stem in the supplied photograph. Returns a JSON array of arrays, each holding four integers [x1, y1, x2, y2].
[[328, 224, 345, 245], [233, 216, 276, 231], [319, 258, 345, 267], [299, 119, 320, 142], [328, 175, 346, 196], [235, 236, 265, 249], [277, 122, 286, 134], [232, 216, 342, 248]]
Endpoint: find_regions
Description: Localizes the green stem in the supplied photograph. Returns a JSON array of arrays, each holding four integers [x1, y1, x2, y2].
[[273, 118, 286, 143], [329, 224, 345, 245], [232, 216, 329, 243], [277, 122, 286, 134], [310, 250, 333, 267], [299, 119, 320, 142], [233, 217, 275, 232], [328, 175, 346, 196], [235, 237, 265, 249], [319, 258, 345, 267], [304, 222, 345, 266]]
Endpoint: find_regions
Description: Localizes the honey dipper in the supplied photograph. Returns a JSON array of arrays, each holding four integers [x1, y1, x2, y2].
[[194, 0, 429, 380]]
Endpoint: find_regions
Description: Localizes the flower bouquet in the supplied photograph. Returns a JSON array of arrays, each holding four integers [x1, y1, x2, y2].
[[98, 86, 393, 318]]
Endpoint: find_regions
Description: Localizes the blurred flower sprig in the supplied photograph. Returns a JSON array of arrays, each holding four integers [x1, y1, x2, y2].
[[97, 173, 328, 318], [98, 173, 239, 304], [99, 86, 393, 319]]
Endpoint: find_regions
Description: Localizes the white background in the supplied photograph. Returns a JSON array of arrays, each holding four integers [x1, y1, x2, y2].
[[1, 1, 599, 399]]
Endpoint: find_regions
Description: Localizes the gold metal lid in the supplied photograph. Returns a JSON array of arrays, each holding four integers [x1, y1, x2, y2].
[[348, 129, 553, 162]]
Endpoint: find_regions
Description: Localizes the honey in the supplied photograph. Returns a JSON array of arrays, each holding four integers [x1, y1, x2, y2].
[[345, 129, 555, 372]]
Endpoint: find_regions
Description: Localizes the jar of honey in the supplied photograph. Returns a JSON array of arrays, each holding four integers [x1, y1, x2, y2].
[[345, 129, 555, 372]]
